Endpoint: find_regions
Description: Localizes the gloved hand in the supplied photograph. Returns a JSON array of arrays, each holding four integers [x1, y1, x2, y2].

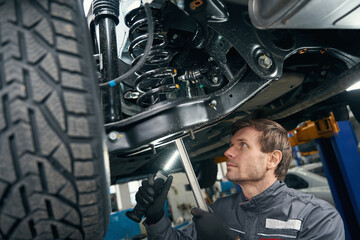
[[191, 207, 239, 240], [135, 174, 173, 224]]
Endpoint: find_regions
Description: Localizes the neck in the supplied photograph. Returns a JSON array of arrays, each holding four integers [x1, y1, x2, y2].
[[237, 177, 277, 199]]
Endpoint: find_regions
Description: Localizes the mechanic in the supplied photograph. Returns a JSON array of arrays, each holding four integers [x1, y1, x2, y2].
[[135, 119, 345, 239]]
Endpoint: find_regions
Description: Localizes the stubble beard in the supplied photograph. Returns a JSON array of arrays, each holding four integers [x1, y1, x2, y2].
[[225, 168, 265, 184]]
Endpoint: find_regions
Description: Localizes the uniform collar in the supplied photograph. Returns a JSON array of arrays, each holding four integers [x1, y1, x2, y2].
[[237, 180, 285, 211]]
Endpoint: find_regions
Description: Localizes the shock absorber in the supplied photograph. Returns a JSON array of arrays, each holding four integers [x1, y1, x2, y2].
[[93, 0, 122, 123], [124, 5, 179, 107]]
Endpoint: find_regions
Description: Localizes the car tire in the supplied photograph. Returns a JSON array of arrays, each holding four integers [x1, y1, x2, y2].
[[0, 1, 109, 239]]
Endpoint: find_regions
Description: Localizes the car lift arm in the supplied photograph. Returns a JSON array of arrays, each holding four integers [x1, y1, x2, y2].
[[288, 112, 339, 146], [288, 113, 360, 240]]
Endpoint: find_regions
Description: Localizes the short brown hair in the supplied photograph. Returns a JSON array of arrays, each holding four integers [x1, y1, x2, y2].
[[232, 119, 293, 181]]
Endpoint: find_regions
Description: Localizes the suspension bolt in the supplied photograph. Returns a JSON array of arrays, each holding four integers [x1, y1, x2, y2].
[[258, 54, 273, 70], [178, 75, 186, 82], [124, 91, 140, 99], [212, 76, 219, 83], [108, 131, 120, 142], [210, 100, 217, 110]]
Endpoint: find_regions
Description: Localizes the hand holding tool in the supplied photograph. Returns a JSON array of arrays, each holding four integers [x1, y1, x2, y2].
[[126, 170, 172, 223], [191, 207, 239, 240]]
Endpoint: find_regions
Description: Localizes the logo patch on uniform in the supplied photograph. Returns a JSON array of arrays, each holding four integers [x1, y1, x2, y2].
[[265, 218, 302, 231]]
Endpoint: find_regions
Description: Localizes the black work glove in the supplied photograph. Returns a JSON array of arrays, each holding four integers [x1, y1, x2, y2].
[[135, 174, 173, 224], [191, 207, 239, 240]]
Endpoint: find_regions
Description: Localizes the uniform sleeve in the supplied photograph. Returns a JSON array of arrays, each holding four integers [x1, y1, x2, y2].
[[143, 214, 197, 240], [298, 204, 345, 239]]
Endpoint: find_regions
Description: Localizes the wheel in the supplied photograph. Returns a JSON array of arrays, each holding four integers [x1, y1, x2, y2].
[[0, 0, 110, 239]]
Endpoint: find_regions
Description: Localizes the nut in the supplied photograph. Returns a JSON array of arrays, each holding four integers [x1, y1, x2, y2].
[[258, 54, 273, 70], [108, 131, 119, 142]]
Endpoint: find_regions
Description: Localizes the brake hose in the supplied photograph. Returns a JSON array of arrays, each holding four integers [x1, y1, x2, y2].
[[99, 2, 154, 88]]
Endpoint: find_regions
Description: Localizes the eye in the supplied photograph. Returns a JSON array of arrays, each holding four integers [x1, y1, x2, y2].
[[240, 142, 248, 148]]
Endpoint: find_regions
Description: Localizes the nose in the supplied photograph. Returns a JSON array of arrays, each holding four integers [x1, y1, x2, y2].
[[224, 147, 233, 159]]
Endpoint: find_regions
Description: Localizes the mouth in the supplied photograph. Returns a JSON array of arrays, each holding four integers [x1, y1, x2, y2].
[[226, 161, 237, 168]]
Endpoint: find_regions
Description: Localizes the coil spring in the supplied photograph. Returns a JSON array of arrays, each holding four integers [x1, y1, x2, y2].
[[125, 7, 178, 107]]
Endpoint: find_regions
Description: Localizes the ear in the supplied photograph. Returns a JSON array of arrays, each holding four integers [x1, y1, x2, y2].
[[267, 150, 282, 170]]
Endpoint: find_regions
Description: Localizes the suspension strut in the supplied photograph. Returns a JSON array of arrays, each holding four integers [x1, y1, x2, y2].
[[93, 0, 122, 123], [124, 5, 179, 107]]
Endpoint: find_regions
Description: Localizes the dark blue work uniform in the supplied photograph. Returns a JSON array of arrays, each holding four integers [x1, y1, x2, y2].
[[144, 181, 344, 239]]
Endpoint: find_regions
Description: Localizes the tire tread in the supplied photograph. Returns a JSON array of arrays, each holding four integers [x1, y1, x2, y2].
[[0, 0, 108, 239]]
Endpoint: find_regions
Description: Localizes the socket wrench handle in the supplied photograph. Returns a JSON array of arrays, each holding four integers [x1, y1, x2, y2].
[[175, 139, 208, 211]]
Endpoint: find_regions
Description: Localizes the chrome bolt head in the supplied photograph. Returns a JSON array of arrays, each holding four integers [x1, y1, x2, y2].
[[258, 54, 273, 70], [108, 131, 119, 142]]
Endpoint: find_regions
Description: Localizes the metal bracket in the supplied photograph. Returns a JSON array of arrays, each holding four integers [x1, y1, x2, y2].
[[209, 4, 360, 80]]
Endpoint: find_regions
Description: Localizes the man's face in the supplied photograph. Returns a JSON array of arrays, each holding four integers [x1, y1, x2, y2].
[[224, 127, 270, 183]]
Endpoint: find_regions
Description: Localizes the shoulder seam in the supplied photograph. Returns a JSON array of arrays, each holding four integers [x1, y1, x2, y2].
[[283, 188, 327, 210]]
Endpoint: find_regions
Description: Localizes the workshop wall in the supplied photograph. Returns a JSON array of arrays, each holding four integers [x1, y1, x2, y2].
[[167, 172, 202, 225]]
